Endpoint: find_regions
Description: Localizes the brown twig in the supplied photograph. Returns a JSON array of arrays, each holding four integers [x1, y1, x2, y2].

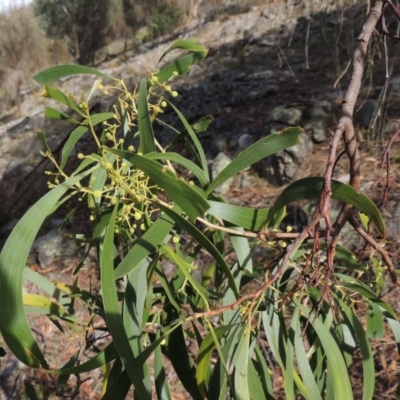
[[348, 214, 400, 285], [371, 127, 400, 205]]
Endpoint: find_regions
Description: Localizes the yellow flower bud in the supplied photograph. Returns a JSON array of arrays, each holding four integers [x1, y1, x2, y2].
[[172, 236, 180, 244]]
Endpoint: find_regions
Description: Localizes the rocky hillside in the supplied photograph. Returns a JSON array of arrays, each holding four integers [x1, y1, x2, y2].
[[1, 0, 400, 247]]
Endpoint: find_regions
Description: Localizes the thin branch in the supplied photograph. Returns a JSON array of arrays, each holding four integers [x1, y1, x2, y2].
[[305, 18, 311, 70], [348, 214, 400, 285], [371, 126, 400, 204], [333, 59, 351, 89], [196, 216, 307, 241]]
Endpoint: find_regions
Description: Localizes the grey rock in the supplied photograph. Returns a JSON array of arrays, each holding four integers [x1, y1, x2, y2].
[[29, 229, 84, 268], [249, 70, 273, 80], [312, 127, 327, 143], [225, 70, 246, 82], [4, 159, 34, 178], [286, 131, 313, 160], [210, 135, 228, 156], [319, 100, 332, 112], [384, 119, 400, 135], [236, 171, 254, 190], [304, 102, 329, 143], [255, 131, 313, 185], [238, 133, 254, 150], [211, 152, 233, 194], [269, 106, 302, 126], [246, 90, 262, 102]]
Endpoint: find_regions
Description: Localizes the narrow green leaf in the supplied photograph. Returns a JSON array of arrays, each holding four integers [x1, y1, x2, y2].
[[158, 39, 207, 65], [123, 259, 152, 392], [334, 244, 368, 272], [254, 345, 274, 398], [136, 319, 186, 366], [44, 107, 81, 124], [56, 344, 117, 375], [71, 154, 100, 176], [60, 125, 87, 169], [154, 330, 172, 400], [334, 295, 375, 400], [167, 101, 209, 182], [0, 167, 96, 368], [234, 325, 251, 400], [115, 213, 174, 278], [42, 86, 83, 115], [266, 177, 386, 237], [208, 200, 269, 231], [262, 301, 295, 400], [207, 128, 302, 194], [248, 357, 269, 399], [230, 230, 253, 274], [36, 131, 52, 154], [123, 259, 149, 343], [154, 266, 180, 312], [387, 319, 400, 364], [101, 370, 132, 400], [337, 274, 396, 318], [145, 151, 208, 187], [285, 313, 296, 398], [100, 203, 150, 399], [209, 325, 241, 398], [86, 112, 114, 127], [87, 79, 103, 102], [23, 267, 70, 307], [196, 325, 233, 398], [138, 78, 155, 154], [157, 52, 206, 83], [33, 64, 115, 85], [293, 311, 323, 400], [160, 244, 210, 306], [107, 148, 210, 221], [166, 326, 202, 400], [295, 301, 354, 400], [157, 204, 239, 298], [366, 302, 384, 339], [156, 40, 207, 83], [23, 294, 80, 324]]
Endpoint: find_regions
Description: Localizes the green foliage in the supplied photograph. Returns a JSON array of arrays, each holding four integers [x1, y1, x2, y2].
[[0, 38, 399, 399], [148, 2, 184, 39], [121, 0, 155, 29], [121, 0, 183, 41], [33, 0, 111, 65]]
